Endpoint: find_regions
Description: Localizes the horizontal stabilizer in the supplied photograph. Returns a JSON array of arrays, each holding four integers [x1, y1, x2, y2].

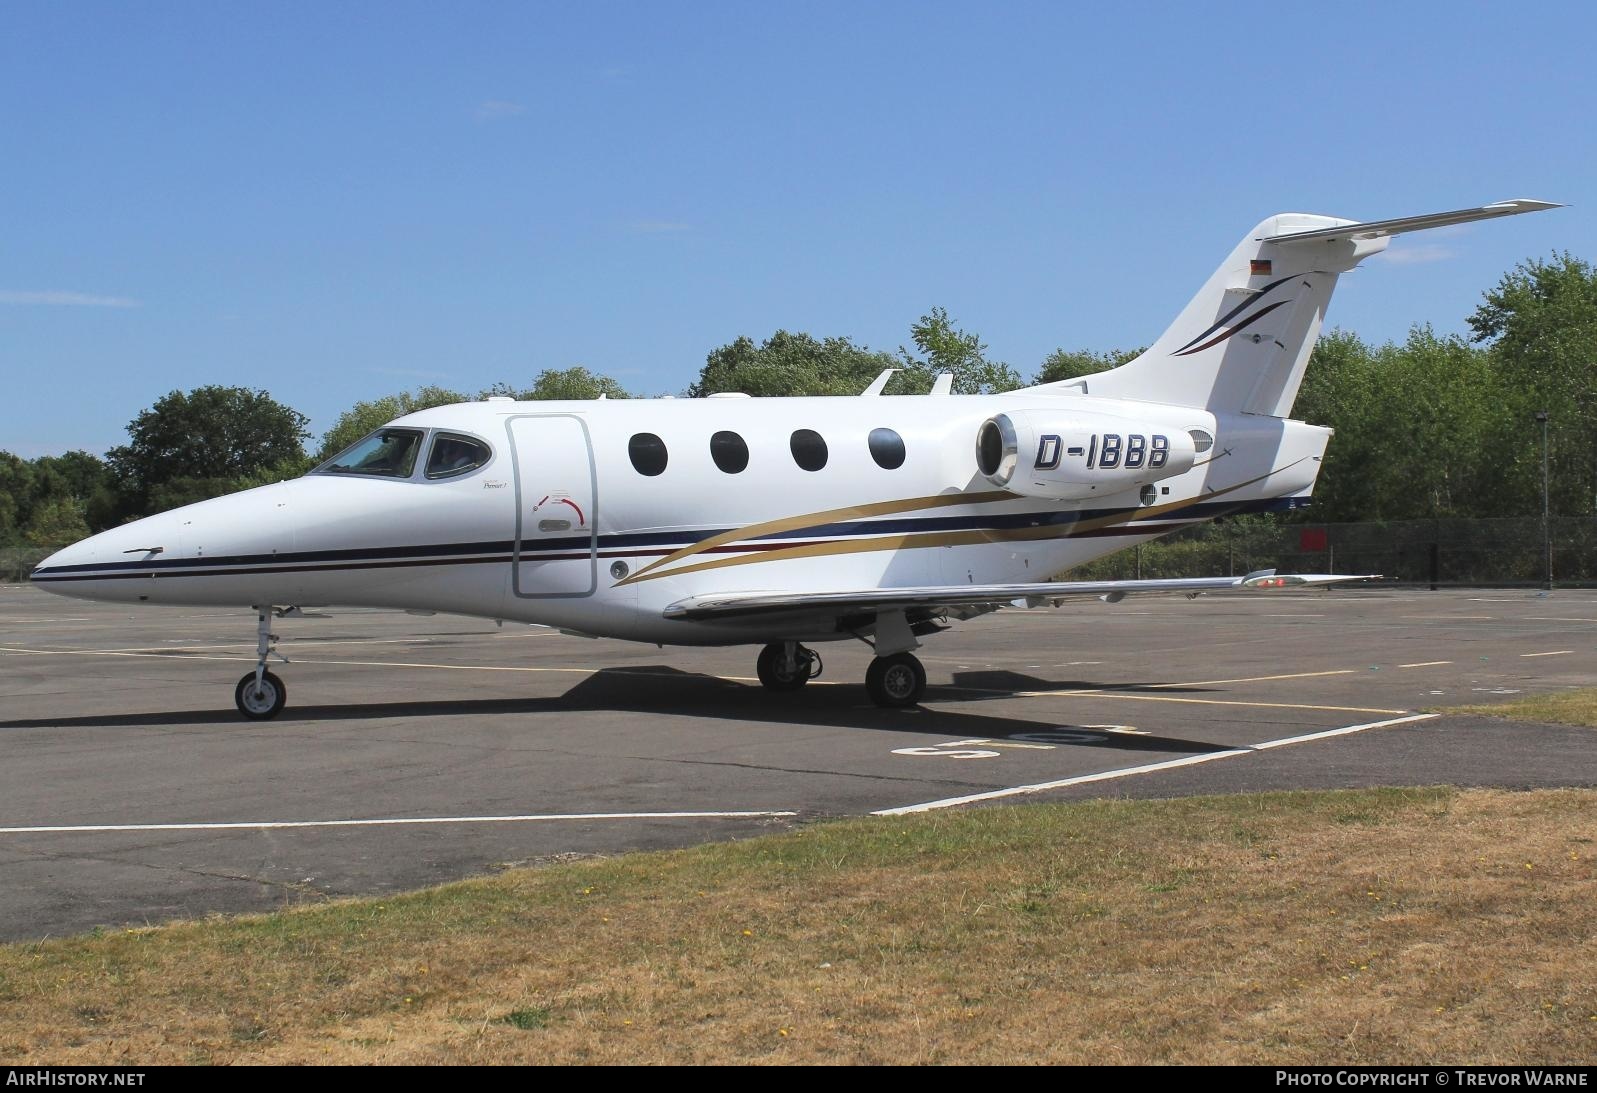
[[662, 571, 1377, 622], [1261, 199, 1563, 245]]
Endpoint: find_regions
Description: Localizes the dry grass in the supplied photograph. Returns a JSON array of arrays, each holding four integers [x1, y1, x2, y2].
[[1, 787, 1593, 1064], [1453, 689, 1597, 728]]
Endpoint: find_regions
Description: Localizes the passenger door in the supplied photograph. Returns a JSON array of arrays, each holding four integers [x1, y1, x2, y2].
[[508, 414, 598, 598]]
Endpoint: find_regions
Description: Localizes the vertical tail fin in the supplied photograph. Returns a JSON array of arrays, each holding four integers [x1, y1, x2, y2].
[[1025, 200, 1561, 417]]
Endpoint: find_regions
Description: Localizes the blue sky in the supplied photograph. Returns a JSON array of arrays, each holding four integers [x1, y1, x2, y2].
[[2, 1, 1591, 458]]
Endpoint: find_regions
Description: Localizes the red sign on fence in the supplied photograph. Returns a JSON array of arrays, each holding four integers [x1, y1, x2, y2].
[[1300, 528, 1329, 552]]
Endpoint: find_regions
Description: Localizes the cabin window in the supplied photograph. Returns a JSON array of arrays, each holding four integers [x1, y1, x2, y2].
[[628, 432, 669, 476], [790, 429, 828, 472], [314, 428, 425, 478], [425, 433, 492, 479], [868, 427, 906, 470], [710, 430, 749, 474]]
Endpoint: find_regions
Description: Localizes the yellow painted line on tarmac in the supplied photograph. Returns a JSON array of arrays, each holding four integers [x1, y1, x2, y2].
[[1006, 689, 1408, 715], [0, 647, 256, 665], [0, 646, 598, 675], [2, 637, 440, 654], [1147, 668, 1357, 688], [717, 674, 845, 687]]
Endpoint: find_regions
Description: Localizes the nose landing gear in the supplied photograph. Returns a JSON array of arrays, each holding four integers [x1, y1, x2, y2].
[[234, 607, 291, 720]]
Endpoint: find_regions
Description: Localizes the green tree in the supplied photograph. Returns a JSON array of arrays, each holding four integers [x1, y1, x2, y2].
[[485, 367, 632, 401], [896, 307, 1021, 394], [108, 387, 310, 514], [1294, 328, 1500, 522], [1468, 252, 1597, 516], [690, 331, 897, 397], [0, 452, 35, 544], [31, 450, 119, 532], [315, 386, 466, 463], [1030, 347, 1144, 386], [23, 495, 91, 548]]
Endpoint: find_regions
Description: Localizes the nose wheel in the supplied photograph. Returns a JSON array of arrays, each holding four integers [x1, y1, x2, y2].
[[234, 606, 293, 720], [235, 670, 287, 720], [866, 652, 926, 708]]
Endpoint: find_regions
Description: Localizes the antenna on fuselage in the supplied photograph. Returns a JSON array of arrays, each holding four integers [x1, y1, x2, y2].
[[860, 368, 899, 396]]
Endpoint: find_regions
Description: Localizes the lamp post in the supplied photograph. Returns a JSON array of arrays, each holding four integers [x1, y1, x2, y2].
[[1535, 410, 1551, 591]]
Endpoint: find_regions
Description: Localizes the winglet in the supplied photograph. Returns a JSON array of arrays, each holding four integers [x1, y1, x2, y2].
[[930, 372, 954, 396], [1260, 199, 1563, 245]]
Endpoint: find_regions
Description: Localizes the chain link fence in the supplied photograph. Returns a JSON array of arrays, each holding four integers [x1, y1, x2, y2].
[[1, 547, 52, 584], [1069, 517, 1597, 587]]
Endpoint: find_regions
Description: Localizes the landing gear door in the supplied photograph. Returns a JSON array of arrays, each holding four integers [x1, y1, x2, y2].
[[508, 414, 598, 598]]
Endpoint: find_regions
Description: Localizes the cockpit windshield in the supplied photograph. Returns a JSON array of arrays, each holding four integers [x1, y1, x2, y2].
[[313, 428, 424, 478]]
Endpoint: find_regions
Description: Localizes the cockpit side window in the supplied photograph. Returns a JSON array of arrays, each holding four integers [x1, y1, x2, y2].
[[425, 433, 492, 479], [313, 428, 425, 478]]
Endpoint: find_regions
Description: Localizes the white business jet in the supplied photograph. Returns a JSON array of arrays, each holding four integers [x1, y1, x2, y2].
[[32, 200, 1559, 718]]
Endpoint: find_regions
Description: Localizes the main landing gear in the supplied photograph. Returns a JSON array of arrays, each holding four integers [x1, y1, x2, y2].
[[754, 617, 929, 709], [756, 641, 822, 691], [234, 607, 291, 720], [865, 652, 926, 708]]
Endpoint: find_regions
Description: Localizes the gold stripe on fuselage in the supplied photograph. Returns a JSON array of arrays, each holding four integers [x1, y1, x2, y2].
[[619, 489, 1016, 585], [614, 460, 1304, 586]]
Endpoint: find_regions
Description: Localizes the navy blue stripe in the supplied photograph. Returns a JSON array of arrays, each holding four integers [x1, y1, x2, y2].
[[1172, 274, 1298, 355], [30, 497, 1303, 582]]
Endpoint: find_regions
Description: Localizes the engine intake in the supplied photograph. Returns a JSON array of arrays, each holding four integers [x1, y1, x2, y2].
[[976, 410, 1201, 500]]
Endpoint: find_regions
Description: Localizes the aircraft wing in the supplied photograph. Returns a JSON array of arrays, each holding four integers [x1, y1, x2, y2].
[[661, 570, 1374, 622]]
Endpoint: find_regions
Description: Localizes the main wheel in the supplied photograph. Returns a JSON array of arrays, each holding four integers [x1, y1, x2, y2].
[[866, 652, 926, 708], [235, 670, 287, 720], [756, 643, 814, 691]]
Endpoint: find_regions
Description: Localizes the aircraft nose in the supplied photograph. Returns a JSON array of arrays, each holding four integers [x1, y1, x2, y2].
[[29, 513, 184, 601], [29, 480, 298, 604]]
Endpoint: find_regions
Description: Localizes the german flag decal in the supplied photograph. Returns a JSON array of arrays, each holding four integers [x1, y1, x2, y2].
[[1250, 258, 1272, 276]]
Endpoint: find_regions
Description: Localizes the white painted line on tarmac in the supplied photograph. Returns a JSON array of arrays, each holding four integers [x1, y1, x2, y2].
[[874, 713, 1439, 815], [0, 810, 799, 836], [875, 750, 1255, 814], [1519, 650, 1574, 658], [0, 617, 93, 623], [1399, 660, 1453, 668], [1252, 714, 1438, 749], [1526, 617, 1597, 623], [1401, 614, 1494, 621]]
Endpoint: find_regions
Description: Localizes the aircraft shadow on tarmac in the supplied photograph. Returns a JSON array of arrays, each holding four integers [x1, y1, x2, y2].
[[944, 669, 1214, 697], [0, 666, 1236, 755]]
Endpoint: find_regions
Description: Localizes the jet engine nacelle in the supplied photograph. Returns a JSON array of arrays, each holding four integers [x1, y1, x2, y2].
[[975, 410, 1203, 501]]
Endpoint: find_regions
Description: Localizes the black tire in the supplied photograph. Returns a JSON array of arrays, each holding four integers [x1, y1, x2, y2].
[[866, 653, 926, 708], [756, 643, 813, 691], [235, 670, 287, 720]]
